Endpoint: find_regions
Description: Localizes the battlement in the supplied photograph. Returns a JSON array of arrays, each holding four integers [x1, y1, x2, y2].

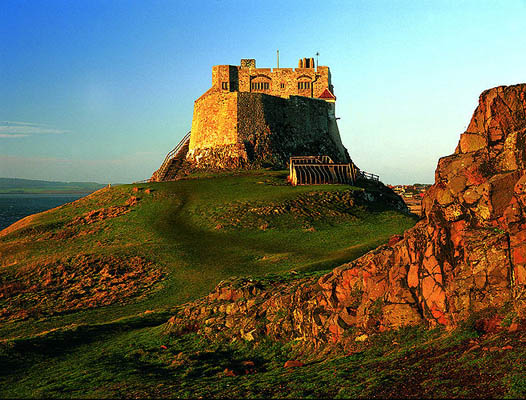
[[211, 57, 335, 101]]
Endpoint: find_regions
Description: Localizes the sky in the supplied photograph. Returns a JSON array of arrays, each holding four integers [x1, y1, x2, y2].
[[1, 0, 525, 185]]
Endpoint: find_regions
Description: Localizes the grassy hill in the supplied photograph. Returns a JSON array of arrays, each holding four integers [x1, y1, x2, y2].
[[0, 170, 414, 337], [0, 169, 457, 397], [0, 178, 106, 193]]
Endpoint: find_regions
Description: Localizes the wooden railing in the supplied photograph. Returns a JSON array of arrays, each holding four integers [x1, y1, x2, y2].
[[360, 171, 380, 181], [151, 131, 191, 182], [289, 156, 334, 179]]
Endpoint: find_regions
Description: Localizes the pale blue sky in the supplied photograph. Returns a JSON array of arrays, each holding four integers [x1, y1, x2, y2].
[[1, 0, 525, 184]]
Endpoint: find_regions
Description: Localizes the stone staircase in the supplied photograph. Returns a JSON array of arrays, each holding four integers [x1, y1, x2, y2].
[[150, 132, 191, 182]]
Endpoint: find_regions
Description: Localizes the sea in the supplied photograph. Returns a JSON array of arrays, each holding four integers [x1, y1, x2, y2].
[[0, 193, 90, 231]]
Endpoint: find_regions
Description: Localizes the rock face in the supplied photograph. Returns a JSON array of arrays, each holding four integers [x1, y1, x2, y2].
[[166, 84, 526, 348]]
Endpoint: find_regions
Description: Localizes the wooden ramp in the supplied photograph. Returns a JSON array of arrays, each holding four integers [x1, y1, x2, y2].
[[288, 156, 358, 186]]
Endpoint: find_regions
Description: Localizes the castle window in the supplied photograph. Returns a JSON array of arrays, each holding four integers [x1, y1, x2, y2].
[[298, 81, 311, 90], [251, 80, 270, 92], [222, 82, 228, 90], [280, 83, 285, 88]]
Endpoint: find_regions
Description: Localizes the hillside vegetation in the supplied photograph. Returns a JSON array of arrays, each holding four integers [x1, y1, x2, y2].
[[0, 170, 413, 338], [0, 170, 419, 397], [2, 170, 526, 398]]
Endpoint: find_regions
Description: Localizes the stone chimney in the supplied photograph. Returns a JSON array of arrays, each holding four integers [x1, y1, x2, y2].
[[240, 59, 256, 68], [298, 57, 315, 69]]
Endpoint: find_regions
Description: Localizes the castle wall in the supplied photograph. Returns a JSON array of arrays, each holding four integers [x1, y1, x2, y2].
[[326, 103, 347, 161], [237, 93, 348, 164], [187, 91, 349, 169], [211, 64, 332, 99], [189, 88, 238, 150], [212, 65, 239, 91]]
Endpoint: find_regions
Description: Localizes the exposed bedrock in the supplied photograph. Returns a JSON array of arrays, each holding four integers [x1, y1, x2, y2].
[[167, 84, 526, 347]]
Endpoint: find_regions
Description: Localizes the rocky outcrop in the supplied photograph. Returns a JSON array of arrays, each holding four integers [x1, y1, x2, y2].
[[166, 84, 526, 348], [185, 143, 250, 170]]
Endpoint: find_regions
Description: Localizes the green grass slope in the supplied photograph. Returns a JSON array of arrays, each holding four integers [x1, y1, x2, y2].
[[1, 305, 524, 398], [0, 170, 420, 397], [0, 170, 415, 339]]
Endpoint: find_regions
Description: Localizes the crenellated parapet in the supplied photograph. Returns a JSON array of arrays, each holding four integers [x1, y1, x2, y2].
[[211, 58, 335, 100]]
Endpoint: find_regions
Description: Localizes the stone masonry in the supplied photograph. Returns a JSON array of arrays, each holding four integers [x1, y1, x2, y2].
[[211, 57, 333, 100]]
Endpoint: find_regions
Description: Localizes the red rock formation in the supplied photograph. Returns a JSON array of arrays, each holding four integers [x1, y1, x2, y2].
[[166, 84, 526, 347], [319, 84, 526, 332]]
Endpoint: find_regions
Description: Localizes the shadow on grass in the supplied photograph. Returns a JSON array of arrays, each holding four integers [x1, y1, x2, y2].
[[152, 187, 394, 279], [152, 190, 309, 272], [5, 311, 173, 357], [296, 239, 390, 274]]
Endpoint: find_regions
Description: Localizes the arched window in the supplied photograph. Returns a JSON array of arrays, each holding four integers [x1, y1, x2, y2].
[[250, 75, 271, 92], [297, 75, 312, 94]]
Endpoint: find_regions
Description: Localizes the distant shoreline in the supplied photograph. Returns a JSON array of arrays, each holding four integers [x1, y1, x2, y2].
[[0, 178, 107, 195], [0, 190, 98, 195]]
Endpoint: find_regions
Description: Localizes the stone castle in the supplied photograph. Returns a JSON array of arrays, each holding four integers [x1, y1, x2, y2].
[[152, 57, 352, 181]]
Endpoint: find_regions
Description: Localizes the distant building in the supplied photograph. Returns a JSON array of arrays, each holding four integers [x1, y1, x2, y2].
[[390, 184, 431, 217]]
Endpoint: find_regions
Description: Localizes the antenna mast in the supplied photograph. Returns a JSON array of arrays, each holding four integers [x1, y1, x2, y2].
[[277, 49, 279, 68]]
